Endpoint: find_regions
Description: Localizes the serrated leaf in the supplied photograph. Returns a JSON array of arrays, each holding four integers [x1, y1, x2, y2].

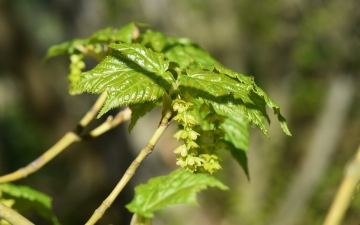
[[221, 115, 250, 153], [252, 86, 292, 136], [165, 44, 219, 69], [129, 99, 161, 132], [109, 43, 169, 74], [73, 43, 175, 117], [178, 68, 269, 135], [44, 38, 90, 60], [44, 22, 139, 61], [140, 30, 172, 52], [223, 141, 250, 179], [0, 183, 60, 225], [126, 169, 228, 218], [89, 22, 139, 44]]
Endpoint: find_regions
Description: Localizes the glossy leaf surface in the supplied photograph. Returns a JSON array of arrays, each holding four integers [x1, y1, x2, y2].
[[126, 169, 228, 218], [73, 43, 175, 117]]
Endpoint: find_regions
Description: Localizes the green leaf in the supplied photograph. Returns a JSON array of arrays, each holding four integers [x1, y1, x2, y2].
[[73, 43, 175, 117], [44, 22, 140, 60], [140, 30, 173, 52], [221, 115, 250, 153], [252, 86, 292, 136], [89, 22, 139, 44], [223, 141, 250, 179], [165, 44, 219, 69], [109, 43, 169, 74], [214, 65, 291, 136], [178, 68, 269, 135], [129, 99, 161, 132], [44, 38, 90, 60], [0, 183, 60, 225], [0, 183, 51, 208], [126, 169, 228, 218]]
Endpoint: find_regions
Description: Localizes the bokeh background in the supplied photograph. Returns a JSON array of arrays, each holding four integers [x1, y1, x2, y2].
[[0, 0, 359, 224]]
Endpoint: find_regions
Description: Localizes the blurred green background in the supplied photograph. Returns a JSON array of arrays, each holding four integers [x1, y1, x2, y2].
[[0, 0, 359, 224]]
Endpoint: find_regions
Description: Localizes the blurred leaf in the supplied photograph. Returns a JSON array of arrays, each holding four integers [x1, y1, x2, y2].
[[44, 22, 139, 60], [44, 38, 90, 60], [0, 183, 60, 225], [89, 22, 138, 44], [126, 169, 228, 218]]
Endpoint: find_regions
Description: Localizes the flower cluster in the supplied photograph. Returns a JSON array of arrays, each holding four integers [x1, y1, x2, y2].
[[195, 102, 227, 174], [69, 54, 85, 88], [172, 99, 203, 172], [172, 99, 225, 174]]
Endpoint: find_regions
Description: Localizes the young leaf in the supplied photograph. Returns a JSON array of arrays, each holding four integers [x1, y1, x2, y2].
[[223, 141, 250, 179], [89, 22, 139, 44], [126, 169, 228, 218], [164, 44, 219, 69], [214, 65, 291, 136], [72, 43, 175, 117], [178, 68, 269, 135], [0, 183, 51, 208], [44, 38, 90, 60], [128, 99, 162, 132], [0, 183, 60, 225], [44, 22, 139, 60], [221, 115, 250, 153]]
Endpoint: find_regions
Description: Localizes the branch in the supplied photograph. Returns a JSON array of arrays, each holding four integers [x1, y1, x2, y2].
[[85, 111, 173, 225], [0, 92, 132, 184], [323, 144, 360, 225], [0, 201, 34, 225], [75, 45, 105, 62]]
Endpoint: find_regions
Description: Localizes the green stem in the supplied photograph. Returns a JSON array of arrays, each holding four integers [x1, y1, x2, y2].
[[0, 202, 34, 225], [323, 143, 360, 225]]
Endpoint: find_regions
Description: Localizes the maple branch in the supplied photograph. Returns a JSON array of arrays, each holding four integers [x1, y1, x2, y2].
[[85, 111, 173, 225], [75, 45, 104, 62], [323, 143, 360, 225], [0, 202, 34, 225], [0, 92, 131, 183]]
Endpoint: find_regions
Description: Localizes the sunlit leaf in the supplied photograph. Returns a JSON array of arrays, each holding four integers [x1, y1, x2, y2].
[[73, 43, 174, 117], [126, 169, 228, 218], [165, 44, 219, 69], [178, 68, 269, 135]]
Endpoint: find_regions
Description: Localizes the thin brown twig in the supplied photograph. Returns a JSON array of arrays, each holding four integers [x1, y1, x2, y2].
[[75, 45, 105, 62], [0, 92, 131, 184]]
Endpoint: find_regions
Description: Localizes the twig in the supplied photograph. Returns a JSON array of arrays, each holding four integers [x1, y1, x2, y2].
[[75, 45, 105, 62], [88, 107, 132, 138], [323, 143, 360, 225], [0, 201, 34, 225], [0, 92, 133, 183], [85, 111, 173, 225], [0, 132, 79, 183]]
